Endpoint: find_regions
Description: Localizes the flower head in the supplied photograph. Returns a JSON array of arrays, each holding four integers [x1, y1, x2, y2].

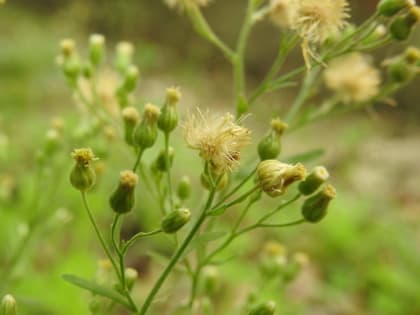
[[71, 148, 97, 166], [183, 109, 251, 172], [292, 0, 350, 44], [324, 53, 381, 103]]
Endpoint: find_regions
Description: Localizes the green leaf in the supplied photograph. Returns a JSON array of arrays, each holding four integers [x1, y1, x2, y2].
[[62, 274, 134, 311], [285, 148, 325, 164]]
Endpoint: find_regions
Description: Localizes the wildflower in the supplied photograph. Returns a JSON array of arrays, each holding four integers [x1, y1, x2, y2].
[[109, 170, 139, 214], [292, 0, 350, 44], [183, 109, 250, 172], [301, 184, 336, 223], [70, 148, 97, 191], [257, 160, 307, 197], [165, 0, 212, 10], [269, 0, 298, 28], [122, 106, 140, 146], [324, 53, 381, 103], [133, 103, 161, 150], [158, 87, 181, 133]]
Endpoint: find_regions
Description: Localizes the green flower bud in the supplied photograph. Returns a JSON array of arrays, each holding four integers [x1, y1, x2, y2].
[[260, 241, 287, 277], [161, 208, 191, 233], [298, 166, 330, 195], [177, 176, 191, 201], [387, 58, 416, 83], [158, 87, 180, 133], [283, 251, 310, 282], [89, 34, 105, 66], [124, 267, 138, 291], [82, 62, 94, 79], [258, 118, 288, 160], [0, 294, 17, 315], [62, 56, 81, 82], [60, 38, 76, 57], [257, 160, 307, 197], [153, 147, 174, 172], [122, 107, 140, 146], [133, 104, 160, 150], [377, 0, 414, 17], [389, 6, 420, 41], [121, 65, 139, 93], [70, 148, 97, 191], [201, 171, 229, 191], [109, 170, 138, 214], [404, 46, 420, 64], [301, 184, 336, 223], [249, 301, 276, 315], [44, 129, 62, 156], [115, 41, 134, 74], [201, 266, 221, 296]]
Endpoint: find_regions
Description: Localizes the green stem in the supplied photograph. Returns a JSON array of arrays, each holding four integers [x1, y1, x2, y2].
[[207, 185, 259, 215], [81, 192, 120, 279], [122, 229, 162, 255], [132, 148, 144, 172], [164, 132, 174, 213], [138, 188, 217, 315], [237, 218, 306, 236]]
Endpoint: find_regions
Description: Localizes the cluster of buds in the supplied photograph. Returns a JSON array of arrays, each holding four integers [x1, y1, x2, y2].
[[257, 118, 288, 160], [377, 0, 420, 41], [385, 46, 420, 84]]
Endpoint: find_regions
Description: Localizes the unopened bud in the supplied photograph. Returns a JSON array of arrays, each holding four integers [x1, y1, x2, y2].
[[260, 241, 288, 276], [124, 267, 138, 291], [161, 208, 191, 233], [121, 65, 139, 93], [89, 34, 105, 66], [158, 87, 180, 133], [122, 106, 140, 146], [115, 41, 134, 73], [133, 104, 160, 150], [44, 129, 62, 155], [257, 160, 307, 197], [298, 166, 329, 195], [60, 38, 76, 57], [0, 294, 17, 315], [249, 301, 276, 315], [154, 147, 174, 172], [389, 6, 420, 41], [201, 266, 220, 296], [177, 176, 191, 201], [377, 0, 415, 17], [70, 148, 97, 191], [404, 46, 420, 64], [301, 184, 336, 223], [109, 170, 138, 214], [258, 118, 288, 160], [387, 57, 417, 83]]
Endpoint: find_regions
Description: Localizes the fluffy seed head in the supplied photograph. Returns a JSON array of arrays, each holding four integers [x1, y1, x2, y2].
[[324, 53, 381, 103], [183, 109, 251, 172], [292, 0, 350, 43]]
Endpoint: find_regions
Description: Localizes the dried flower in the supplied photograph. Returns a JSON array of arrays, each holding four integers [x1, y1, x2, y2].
[[269, 0, 298, 28], [324, 53, 381, 103], [292, 0, 350, 44], [183, 109, 251, 172], [257, 160, 307, 197]]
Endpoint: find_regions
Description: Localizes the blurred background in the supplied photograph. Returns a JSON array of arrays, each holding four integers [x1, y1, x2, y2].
[[0, 1, 419, 315]]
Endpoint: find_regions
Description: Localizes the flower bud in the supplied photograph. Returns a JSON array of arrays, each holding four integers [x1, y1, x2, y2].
[[177, 176, 191, 201], [44, 129, 62, 156], [283, 251, 310, 282], [89, 34, 105, 66], [124, 267, 138, 291], [249, 301, 276, 315], [60, 38, 76, 57], [70, 148, 97, 191], [115, 41, 134, 74], [122, 106, 140, 146], [109, 170, 138, 214], [377, 0, 415, 17], [260, 241, 288, 277], [404, 46, 420, 64], [153, 147, 174, 172], [134, 104, 160, 150], [161, 208, 191, 233], [389, 6, 420, 41], [121, 65, 139, 93], [298, 166, 329, 195], [201, 266, 221, 296], [0, 294, 17, 315], [387, 57, 416, 83], [301, 184, 336, 223], [257, 160, 307, 197], [158, 87, 181, 133], [258, 118, 288, 160]]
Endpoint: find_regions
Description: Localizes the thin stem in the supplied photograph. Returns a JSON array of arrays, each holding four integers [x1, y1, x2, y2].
[[257, 193, 301, 224], [164, 132, 174, 213], [237, 218, 306, 236], [81, 192, 120, 279], [138, 188, 217, 315], [132, 148, 144, 172], [122, 229, 162, 255], [207, 185, 259, 216]]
